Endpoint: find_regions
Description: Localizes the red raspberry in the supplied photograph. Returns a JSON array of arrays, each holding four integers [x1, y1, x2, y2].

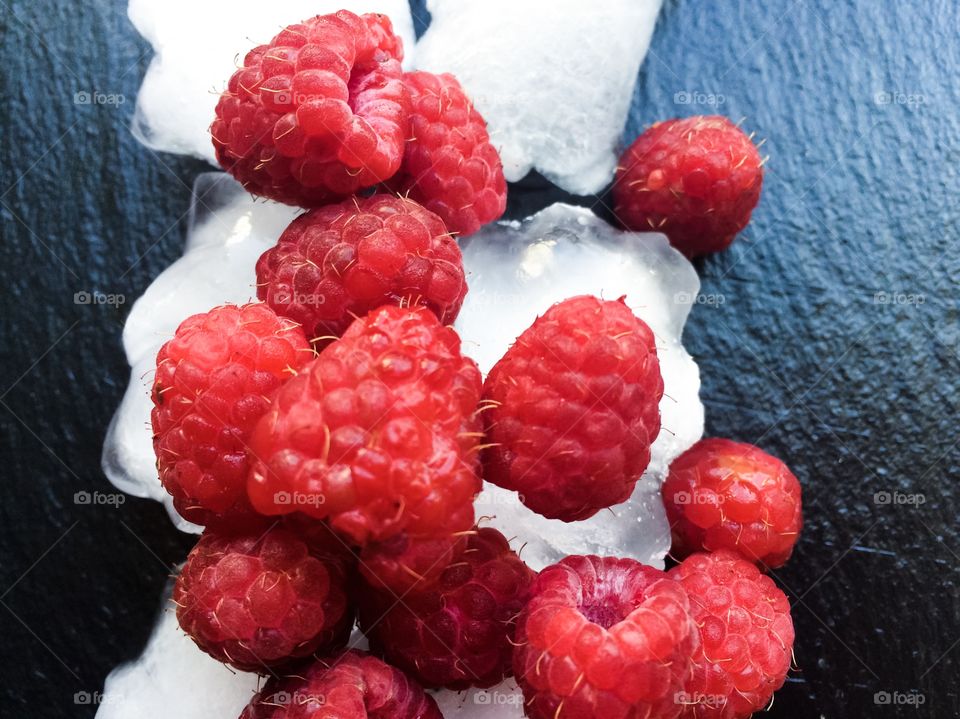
[[358, 526, 470, 596], [150, 303, 312, 528], [391, 71, 507, 237], [256, 194, 467, 342], [662, 438, 802, 568], [359, 527, 536, 689], [211, 11, 410, 207], [173, 521, 353, 672], [481, 295, 663, 522], [246, 305, 483, 545], [669, 551, 795, 718], [514, 555, 698, 719], [239, 649, 442, 719], [613, 116, 763, 257]]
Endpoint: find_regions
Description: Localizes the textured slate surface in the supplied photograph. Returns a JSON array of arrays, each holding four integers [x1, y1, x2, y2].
[[1, 0, 958, 717]]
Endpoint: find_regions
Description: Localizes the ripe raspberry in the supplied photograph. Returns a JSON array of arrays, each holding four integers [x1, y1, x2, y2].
[[240, 649, 442, 719], [514, 555, 698, 719], [613, 116, 763, 257], [390, 71, 507, 237], [256, 194, 467, 342], [247, 305, 483, 545], [173, 521, 353, 672], [481, 295, 663, 522], [669, 551, 795, 718], [358, 525, 469, 596], [211, 11, 410, 207], [359, 527, 536, 689], [662, 438, 802, 568], [151, 303, 312, 528]]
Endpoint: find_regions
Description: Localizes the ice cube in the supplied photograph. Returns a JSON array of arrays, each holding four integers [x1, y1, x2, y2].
[[102, 173, 299, 531], [128, 0, 416, 162], [415, 0, 662, 195], [97, 593, 260, 719], [456, 203, 704, 570]]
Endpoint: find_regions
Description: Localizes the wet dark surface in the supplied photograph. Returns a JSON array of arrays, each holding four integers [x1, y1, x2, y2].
[[1, 0, 958, 716]]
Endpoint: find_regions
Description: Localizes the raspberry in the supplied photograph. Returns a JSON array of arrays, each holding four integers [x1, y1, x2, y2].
[[211, 11, 410, 207], [150, 303, 312, 528], [613, 116, 763, 257], [481, 295, 663, 521], [359, 527, 536, 689], [246, 305, 483, 545], [390, 71, 507, 237], [514, 555, 698, 719], [173, 521, 353, 672], [239, 649, 442, 719], [256, 194, 467, 342], [662, 438, 802, 568], [358, 526, 469, 596], [669, 551, 795, 718]]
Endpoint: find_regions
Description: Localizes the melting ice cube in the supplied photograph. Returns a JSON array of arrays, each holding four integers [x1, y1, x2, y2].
[[128, 0, 416, 162], [456, 203, 703, 571], [415, 0, 663, 195], [97, 594, 260, 719]]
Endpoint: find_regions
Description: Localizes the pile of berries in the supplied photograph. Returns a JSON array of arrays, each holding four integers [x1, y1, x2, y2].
[[211, 10, 506, 239], [145, 9, 801, 719]]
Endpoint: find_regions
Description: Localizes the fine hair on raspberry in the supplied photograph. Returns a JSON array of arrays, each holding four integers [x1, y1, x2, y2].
[[256, 194, 467, 342], [211, 11, 410, 206]]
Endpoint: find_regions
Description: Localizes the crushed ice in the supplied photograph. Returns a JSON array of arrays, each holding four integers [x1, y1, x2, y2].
[[416, 0, 663, 194]]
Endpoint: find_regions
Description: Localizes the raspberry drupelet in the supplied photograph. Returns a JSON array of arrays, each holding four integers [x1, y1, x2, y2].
[[391, 71, 507, 237], [514, 555, 698, 719], [359, 527, 536, 689], [613, 115, 763, 257], [481, 295, 663, 522], [662, 438, 802, 568], [669, 550, 795, 718], [150, 303, 312, 528], [256, 194, 467, 343], [246, 305, 483, 546], [173, 521, 354, 672], [239, 649, 442, 719], [211, 11, 410, 206], [358, 527, 470, 597]]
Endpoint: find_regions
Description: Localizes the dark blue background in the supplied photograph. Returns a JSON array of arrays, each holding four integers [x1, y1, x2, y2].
[[1, 0, 957, 716]]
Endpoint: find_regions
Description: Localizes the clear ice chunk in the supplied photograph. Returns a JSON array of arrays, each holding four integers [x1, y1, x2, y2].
[[127, 0, 416, 162], [96, 592, 260, 719], [102, 174, 299, 531], [455, 204, 704, 571], [415, 0, 663, 195], [100, 195, 703, 719]]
